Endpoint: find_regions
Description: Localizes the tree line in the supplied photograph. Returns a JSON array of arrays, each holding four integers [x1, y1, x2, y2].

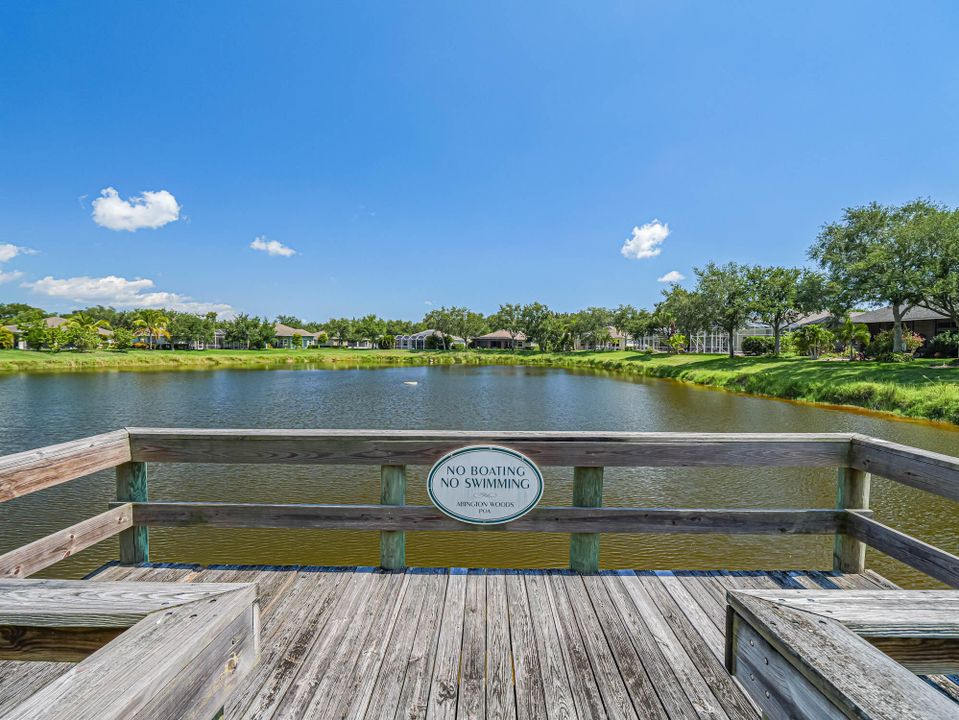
[[3, 197, 958, 356]]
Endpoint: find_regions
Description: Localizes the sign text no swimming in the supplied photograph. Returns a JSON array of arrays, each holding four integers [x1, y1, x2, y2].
[[427, 445, 544, 524]]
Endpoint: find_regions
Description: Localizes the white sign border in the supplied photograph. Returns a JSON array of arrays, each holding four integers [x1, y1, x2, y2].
[[426, 445, 545, 525]]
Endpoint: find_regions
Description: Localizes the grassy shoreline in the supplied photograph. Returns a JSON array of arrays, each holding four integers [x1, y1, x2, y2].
[[2, 348, 958, 426]]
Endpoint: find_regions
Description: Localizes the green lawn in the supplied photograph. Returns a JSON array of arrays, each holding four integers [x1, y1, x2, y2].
[[2, 347, 958, 425]]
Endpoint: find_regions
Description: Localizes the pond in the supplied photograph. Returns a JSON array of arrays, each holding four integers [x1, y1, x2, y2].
[[1, 364, 957, 587]]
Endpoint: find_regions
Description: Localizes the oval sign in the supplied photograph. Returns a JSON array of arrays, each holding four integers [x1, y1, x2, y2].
[[427, 445, 544, 525]]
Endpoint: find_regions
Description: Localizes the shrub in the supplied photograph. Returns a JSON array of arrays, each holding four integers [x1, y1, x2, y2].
[[424, 334, 446, 350], [665, 334, 687, 354], [377, 334, 394, 349], [864, 329, 923, 359], [793, 325, 835, 358], [111, 328, 134, 351], [923, 331, 959, 358], [741, 336, 775, 356], [450, 342, 467, 351], [132, 342, 149, 350], [0, 327, 13, 349], [779, 331, 798, 355], [875, 352, 915, 363]]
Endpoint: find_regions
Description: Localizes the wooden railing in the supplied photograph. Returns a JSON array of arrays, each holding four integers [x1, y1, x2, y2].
[[1, 429, 957, 584], [1, 429, 958, 719]]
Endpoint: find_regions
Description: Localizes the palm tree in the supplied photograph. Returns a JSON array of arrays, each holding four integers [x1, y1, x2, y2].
[[66, 312, 111, 333], [65, 313, 112, 352], [134, 310, 171, 350], [835, 316, 871, 360]]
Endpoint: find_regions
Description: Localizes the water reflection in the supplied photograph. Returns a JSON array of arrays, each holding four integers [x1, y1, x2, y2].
[[0, 364, 956, 586]]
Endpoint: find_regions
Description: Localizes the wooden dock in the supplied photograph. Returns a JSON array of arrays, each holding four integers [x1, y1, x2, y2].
[[1, 429, 959, 718], [1, 563, 955, 719]]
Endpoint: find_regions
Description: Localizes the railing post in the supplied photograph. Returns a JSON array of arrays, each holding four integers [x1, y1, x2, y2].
[[833, 466, 871, 573], [570, 466, 604, 573], [380, 464, 406, 570], [116, 461, 149, 564]]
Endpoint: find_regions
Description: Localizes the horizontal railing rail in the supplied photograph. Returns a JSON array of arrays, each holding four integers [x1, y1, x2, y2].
[[115, 501, 856, 534], [0, 428, 956, 585], [125, 428, 855, 467]]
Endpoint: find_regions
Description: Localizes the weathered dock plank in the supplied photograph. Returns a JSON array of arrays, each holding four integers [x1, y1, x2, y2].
[[427, 567, 468, 719], [503, 570, 547, 720], [3, 564, 956, 719]]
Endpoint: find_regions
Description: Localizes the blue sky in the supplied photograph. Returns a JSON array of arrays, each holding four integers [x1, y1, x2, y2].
[[1, 2, 958, 320]]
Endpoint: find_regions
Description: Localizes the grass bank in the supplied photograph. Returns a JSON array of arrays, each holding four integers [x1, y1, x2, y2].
[[2, 348, 958, 426]]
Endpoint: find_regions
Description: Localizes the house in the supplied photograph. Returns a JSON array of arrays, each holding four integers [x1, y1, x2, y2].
[[574, 326, 638, 351], [273, 323, 318, 349], [472, 330, 530, 350], [5, 316, 113, 350], [850, 306, 955, 341], [628, 322, 776, 354], [395, 329, 465, 350], [170, 328, 226, 350]]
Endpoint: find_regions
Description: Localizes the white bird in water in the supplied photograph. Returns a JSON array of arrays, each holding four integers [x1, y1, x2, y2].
[[403, 381, 418, 386]]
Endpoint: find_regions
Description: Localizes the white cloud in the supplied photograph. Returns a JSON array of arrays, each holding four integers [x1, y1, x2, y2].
[[23, 274, 232, 314], [0, 243, 37, 263], [657, 270, 686, 283], [250, 236, 296, 257], [92, 187, 181, 231], [0, 269, 23, 284], [620, 220, 670, 260]]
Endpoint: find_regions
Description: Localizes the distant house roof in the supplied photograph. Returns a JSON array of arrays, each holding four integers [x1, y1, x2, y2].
[[273, 323, 317, 338], [6, 316, 112, 336], [786, 311, 834, 329], [396, 329, 466, 344], [851, 306, 949, 324], [475, 329, 528, 341]]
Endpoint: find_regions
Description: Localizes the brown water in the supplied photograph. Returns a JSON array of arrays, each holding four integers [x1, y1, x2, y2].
[[1, 364, 957, 587]]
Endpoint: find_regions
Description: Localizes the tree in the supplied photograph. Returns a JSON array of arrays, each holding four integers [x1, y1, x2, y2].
[[316, 331, 329, 345], [610, 305, 642, 350], [169, 313, 209, 349], [810, 200, 937, 352], [666, 334, 687, 354], [112, 327, 134, 351], [385, 319, 416, 336], [450, 308, 488, 346], [656, 286, 709, 350], [45, 326, 68, 352], [518, 303, 553, 350], [0, 304, 45, 325], [570, 307, 612, 349], [911, 207, 959, 353], [834, 317, 870, 360], [21, 320, 49, 350], [489, 304, 524, 350], [325, 318, 354, 347], [749, 266, 823, 355], [0, 327, 14, 349], [423, 307, 460, 350], [75, 305, 136, 329], [276, 314, 304, 328], [356, 314, 386, 346], [694, 261, 752, 358], [223, 313, 260, 349], [540, 313, 571, 352], [793, 324, 834, 359], [252, 318, 277, 348], [133, 310, 171, 349], [66, 313, 111, 352]]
